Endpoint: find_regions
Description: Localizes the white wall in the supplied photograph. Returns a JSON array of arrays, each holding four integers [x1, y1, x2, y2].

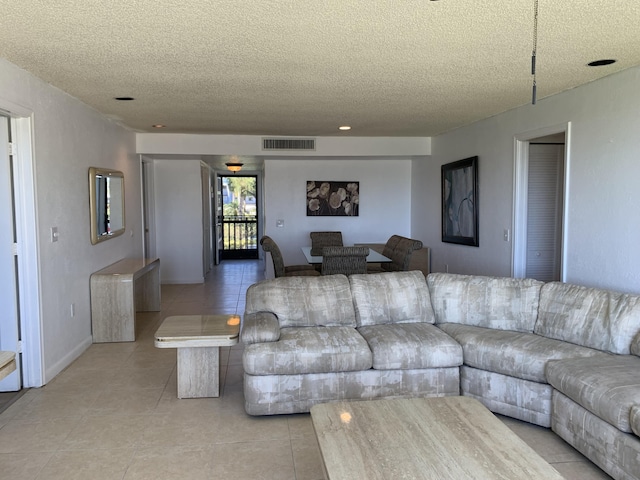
[[411, 155, 438, 256], [154, 159, 204, 283], [0, 58, 140, 384], [137, 134, 430, 157], [263, 158, 415, 277], [413, 66, 640, 293]]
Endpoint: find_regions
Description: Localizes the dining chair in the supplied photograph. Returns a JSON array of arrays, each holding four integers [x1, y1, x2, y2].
[[367, 235, 423, 273], [321, 246, 369, 276], [310, 231, 344, 256], [260, 236, 320, 278]]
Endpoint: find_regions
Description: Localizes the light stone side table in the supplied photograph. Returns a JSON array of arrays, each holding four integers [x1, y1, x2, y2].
[[154, 314, 240, 398]]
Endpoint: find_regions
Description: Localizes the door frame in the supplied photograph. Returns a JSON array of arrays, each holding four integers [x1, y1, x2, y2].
[[140, 156, 156, 259], [512, 122, 571, 281], [219, 173, 260, 260], [200, 162, 213, 275], [214, 173, 223, 265], [0, 113, 20, 391], [0, 98, 43, 388]]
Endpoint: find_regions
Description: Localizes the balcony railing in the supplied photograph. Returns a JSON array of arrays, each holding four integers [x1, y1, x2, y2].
[[221, 215, 258, 259]]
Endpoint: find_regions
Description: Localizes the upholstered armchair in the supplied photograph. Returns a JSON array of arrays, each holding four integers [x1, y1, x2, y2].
[[260, 236, 320, 278], [321, 246, 369, 276], [367, 235, 423, 273], [310, 231, 343, 256]]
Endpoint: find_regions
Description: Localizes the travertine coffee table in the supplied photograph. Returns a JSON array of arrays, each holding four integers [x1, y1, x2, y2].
[[311, 396, 564, 480], [154, 314, 240, 398]]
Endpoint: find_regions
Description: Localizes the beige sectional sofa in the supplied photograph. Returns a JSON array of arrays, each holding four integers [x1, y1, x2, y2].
[[241, 271, 640, 480]]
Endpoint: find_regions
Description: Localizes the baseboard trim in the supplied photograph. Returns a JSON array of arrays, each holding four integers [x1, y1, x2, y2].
[[161, 277, 204, 284], [43, 335, 93, 385]]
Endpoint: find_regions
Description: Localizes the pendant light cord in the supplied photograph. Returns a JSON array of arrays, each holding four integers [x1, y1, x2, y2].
[[531, 0, 539, 104]]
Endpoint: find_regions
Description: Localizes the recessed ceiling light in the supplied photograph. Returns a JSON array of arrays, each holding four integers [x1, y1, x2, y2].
[[114, 96, 135, 101], [338, 125, 351, 131], [587, 59, 616, 67], [152, 124, 166, 128]]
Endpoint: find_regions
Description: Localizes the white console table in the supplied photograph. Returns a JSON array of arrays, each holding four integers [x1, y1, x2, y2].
[[90, 258, 161, 343]]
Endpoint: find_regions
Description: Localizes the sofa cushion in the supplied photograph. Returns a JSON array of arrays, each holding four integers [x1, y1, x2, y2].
[[461, 366, 553, 428], [241, 312, 280, 345], [536, 282, 640, 355], [439, 323, 607, 383], [357, 323, 462, 370], [631, 405, 640, 437], [349, 271, 434, 327], [245, 275, 356, 328], [427, 273, 543, 332], [546, 355, 640, 432], [631, 331, 640, 357], [243, 326, 372, 375]]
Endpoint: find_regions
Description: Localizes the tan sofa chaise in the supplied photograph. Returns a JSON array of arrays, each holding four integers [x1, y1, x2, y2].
[[241, 271, 640, 480]]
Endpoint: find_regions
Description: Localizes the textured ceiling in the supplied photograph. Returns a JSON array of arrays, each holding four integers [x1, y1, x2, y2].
[[1, 1, 639, 137]]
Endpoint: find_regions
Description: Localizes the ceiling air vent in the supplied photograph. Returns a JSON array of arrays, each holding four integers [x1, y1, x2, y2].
[[262, 138, 316, 151]]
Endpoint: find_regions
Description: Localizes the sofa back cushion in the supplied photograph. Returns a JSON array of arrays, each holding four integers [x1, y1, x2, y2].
[[535, 282, 640, 354], [350, 271, 435, 327], [632, 332, 640, 357], [245, 275, 356, 328], [427, 273, 543, 332]]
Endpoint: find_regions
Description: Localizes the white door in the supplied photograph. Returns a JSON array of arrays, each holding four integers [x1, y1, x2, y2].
[[201, 164, 212, 275], [0, 114, 21, 391], [141, 159, 156, 259], [214, 175, 223, 265]]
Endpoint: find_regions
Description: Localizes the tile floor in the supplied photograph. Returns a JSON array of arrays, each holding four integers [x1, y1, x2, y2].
[[0, 389, 26, 414], [0, 259, 611, 479]]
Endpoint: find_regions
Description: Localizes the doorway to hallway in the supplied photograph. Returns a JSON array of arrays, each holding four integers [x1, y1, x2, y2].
[[513, 124, 569, 282]]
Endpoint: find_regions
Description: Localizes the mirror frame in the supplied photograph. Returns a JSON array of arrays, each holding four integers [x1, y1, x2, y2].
[[89, 167, 125, 245]]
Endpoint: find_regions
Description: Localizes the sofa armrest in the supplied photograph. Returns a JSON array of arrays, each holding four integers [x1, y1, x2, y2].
[[242, 312, 281, 345]]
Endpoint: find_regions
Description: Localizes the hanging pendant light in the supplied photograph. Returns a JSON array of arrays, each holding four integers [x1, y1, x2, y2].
[[531, 0, 539, 105], [225, 162, 243, 173]]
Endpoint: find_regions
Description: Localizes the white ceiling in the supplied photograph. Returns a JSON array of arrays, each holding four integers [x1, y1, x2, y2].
[[1, 1, 639, 137]]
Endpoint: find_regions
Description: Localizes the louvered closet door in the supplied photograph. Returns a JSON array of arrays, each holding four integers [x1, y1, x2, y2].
[[526, 144, 564, 282]]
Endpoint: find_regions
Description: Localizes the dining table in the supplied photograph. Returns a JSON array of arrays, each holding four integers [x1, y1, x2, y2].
[[301, 246, 392, 265]]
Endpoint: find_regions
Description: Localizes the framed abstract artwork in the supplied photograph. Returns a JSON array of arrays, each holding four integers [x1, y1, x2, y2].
[[441, 156, 479, 246], [306, 181, 359, 216]]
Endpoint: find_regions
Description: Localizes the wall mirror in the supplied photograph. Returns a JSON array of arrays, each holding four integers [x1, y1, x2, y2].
[[89, 167, 125, 244]]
